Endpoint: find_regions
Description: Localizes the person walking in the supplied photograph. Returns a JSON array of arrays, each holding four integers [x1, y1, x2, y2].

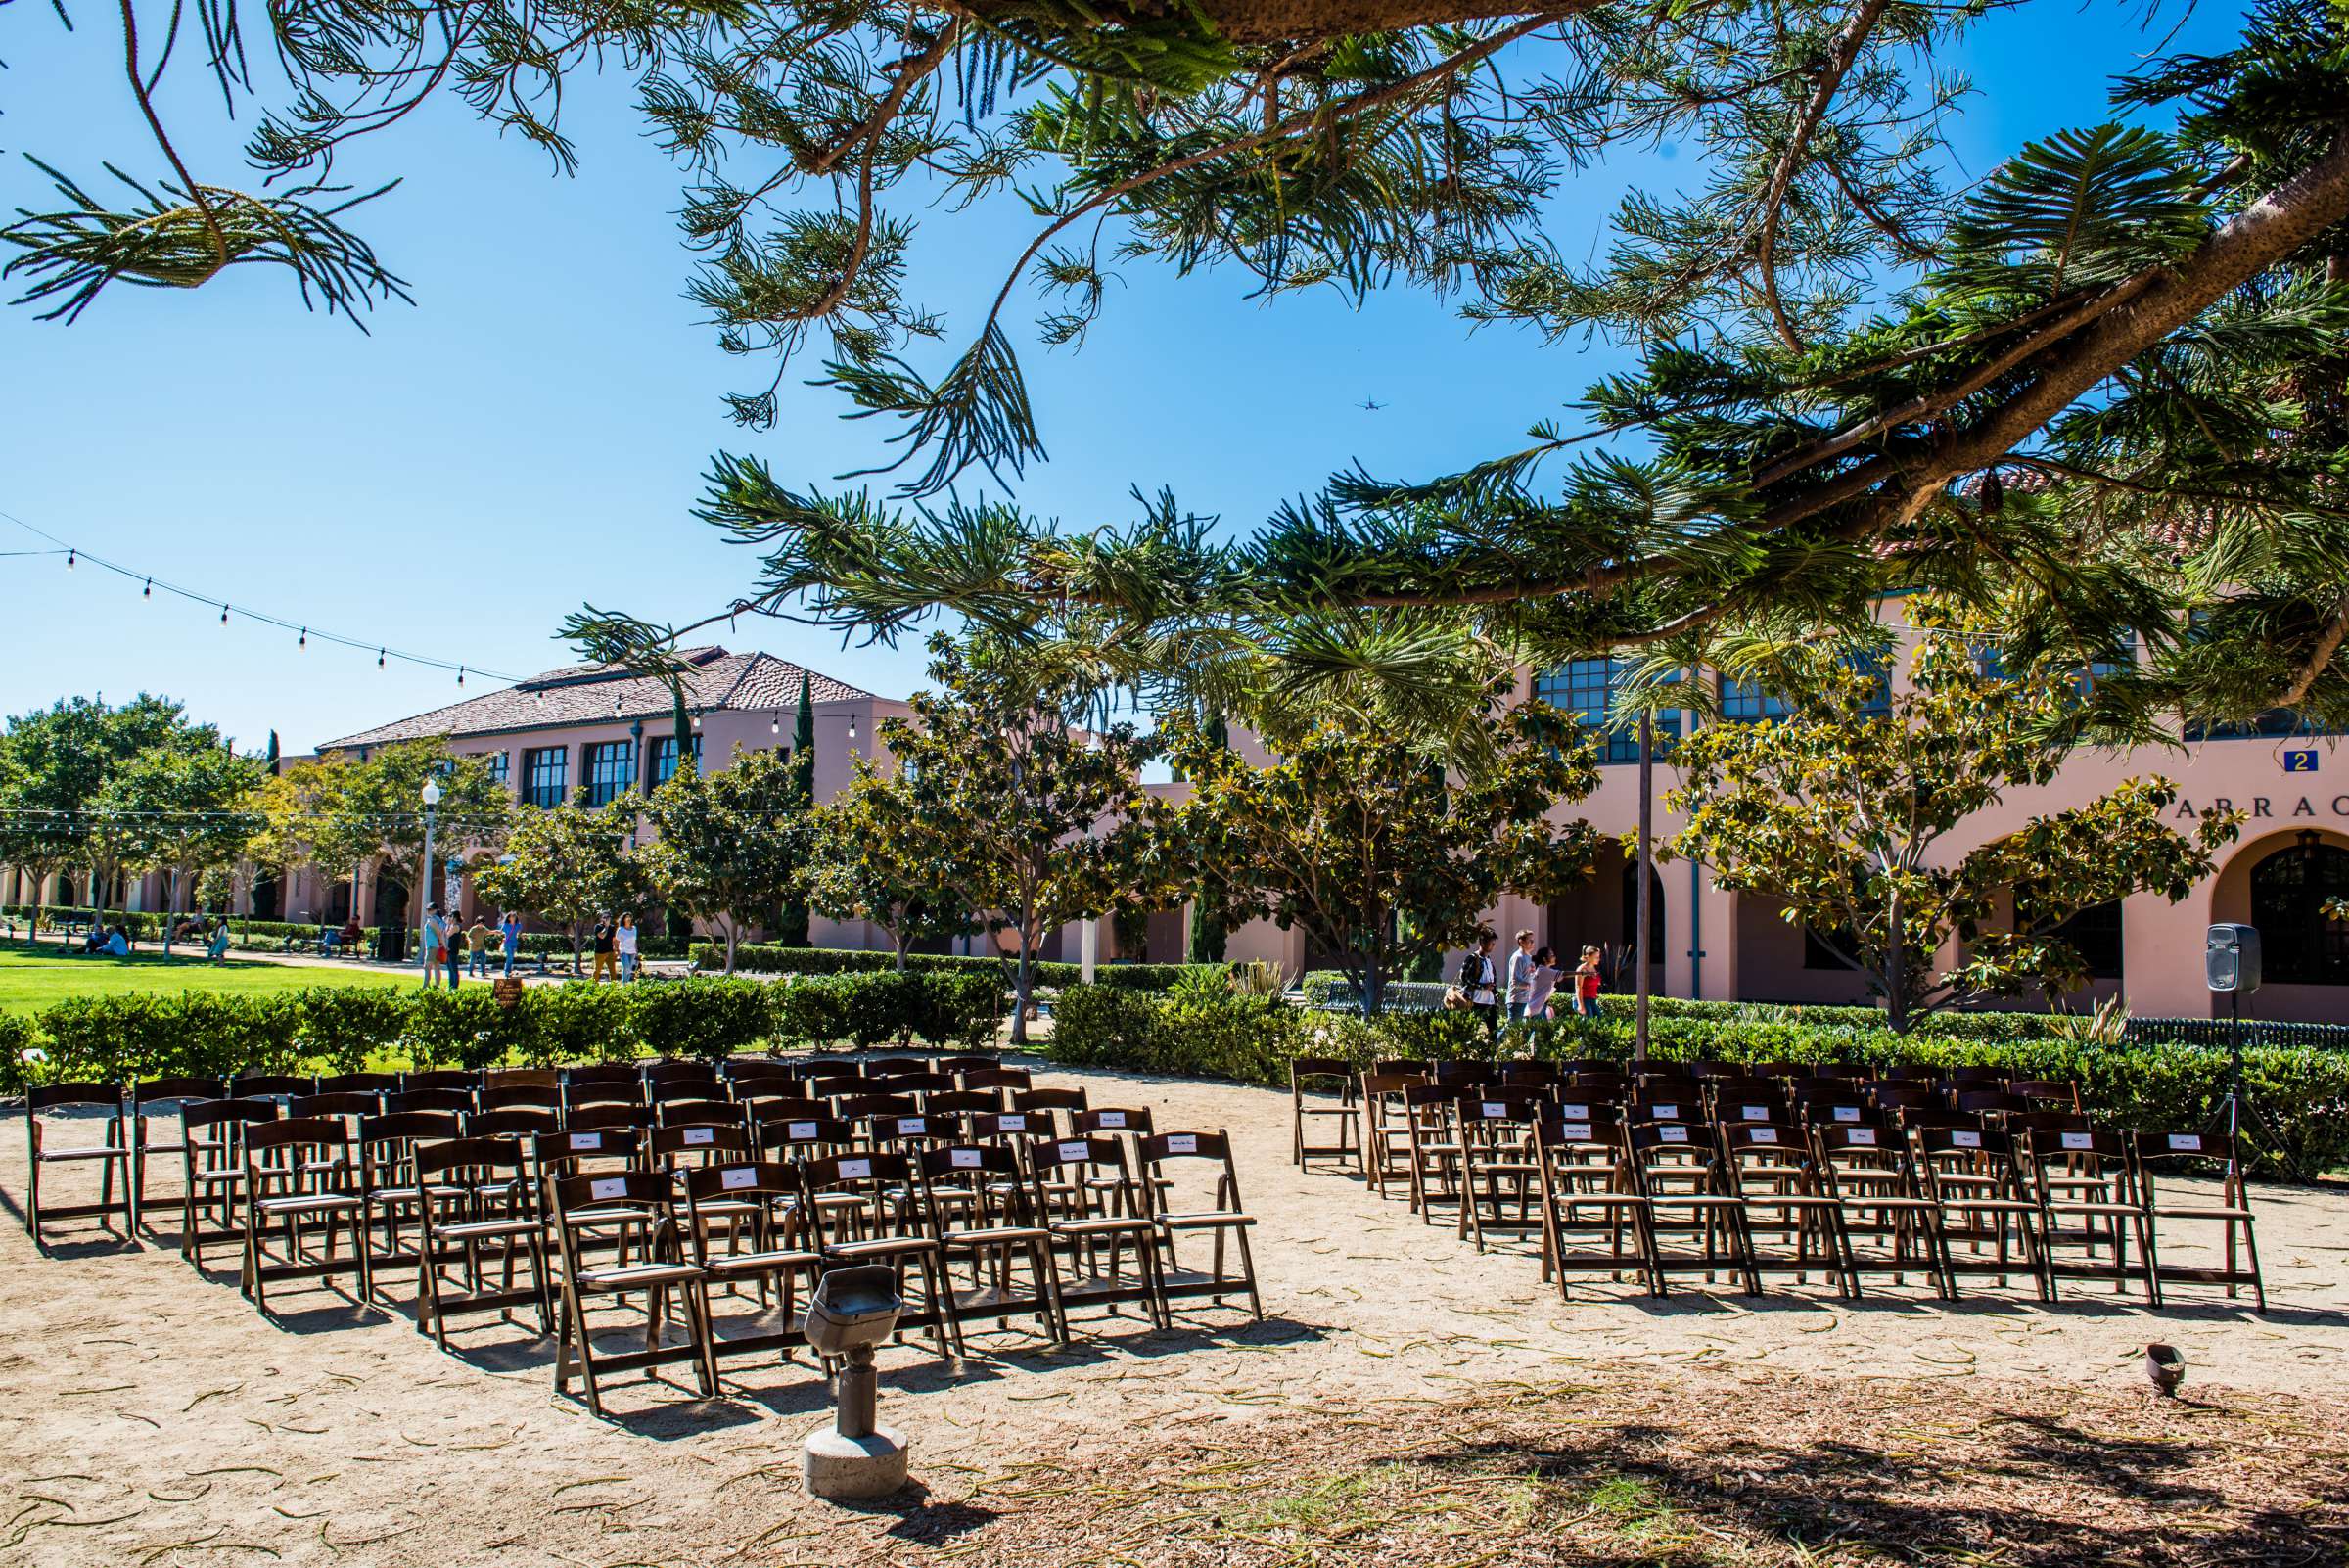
[[445, 914, 465, 990], [590, 916, 618, 983], [1505, 928, 1537, 1025], [499, 909, 522, 976], [1458, 932, 1499, 1037], [1574, 946, 1604, 1018], [421, 903, 448, 989], [616, 912, 639, 983], [1526, 945, 1563, 1020], [465, 915, 491, 978]]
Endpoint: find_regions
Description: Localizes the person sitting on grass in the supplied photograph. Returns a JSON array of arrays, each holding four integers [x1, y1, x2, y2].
[[207, 918, 231, 962], [99, 924, 130, 957]]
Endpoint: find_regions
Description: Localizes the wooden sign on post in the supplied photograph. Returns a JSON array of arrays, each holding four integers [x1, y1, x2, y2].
[[491, 977, 525, 1007]]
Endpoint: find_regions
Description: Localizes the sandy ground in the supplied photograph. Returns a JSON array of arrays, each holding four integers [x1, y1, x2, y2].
[[2, 1059, 2343, 1567]]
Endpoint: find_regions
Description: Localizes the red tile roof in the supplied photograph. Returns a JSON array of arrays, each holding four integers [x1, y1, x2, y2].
[[320, 648, 872, 750]]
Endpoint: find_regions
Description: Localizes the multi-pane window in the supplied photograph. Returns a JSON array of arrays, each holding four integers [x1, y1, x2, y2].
[[648, 733, 701, 789], [2043, 899, 2124, 981], [1722, 651, 1890, 722], [477, 750, 509, 789], [522, 746, 568, 808], [582, 739, 634, 807], [1532, 658, 1679, 764]]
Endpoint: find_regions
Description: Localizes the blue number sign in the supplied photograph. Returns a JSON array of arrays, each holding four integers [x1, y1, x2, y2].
[[2283, 749, 2318, 774]]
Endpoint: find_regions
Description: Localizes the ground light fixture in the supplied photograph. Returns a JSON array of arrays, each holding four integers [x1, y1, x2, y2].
[[799, 1266, 910, 1499]]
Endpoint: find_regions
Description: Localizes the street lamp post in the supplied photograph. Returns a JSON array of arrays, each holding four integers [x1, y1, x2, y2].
[[417, 778, 442, 973]]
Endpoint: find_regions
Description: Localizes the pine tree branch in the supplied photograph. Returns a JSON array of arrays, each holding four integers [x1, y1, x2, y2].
[[1754, 0, 1892, 352], [2279, 591, 2349, 709]]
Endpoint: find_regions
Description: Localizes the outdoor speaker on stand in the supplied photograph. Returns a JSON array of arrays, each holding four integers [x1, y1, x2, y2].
[[2205, 925, 2269, 1169]]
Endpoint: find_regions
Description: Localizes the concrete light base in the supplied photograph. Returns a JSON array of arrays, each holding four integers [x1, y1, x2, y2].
[[802, 1425, 910, 1500]]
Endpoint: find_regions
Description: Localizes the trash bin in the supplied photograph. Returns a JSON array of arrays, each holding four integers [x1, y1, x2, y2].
[[379, 922, 406, 963]]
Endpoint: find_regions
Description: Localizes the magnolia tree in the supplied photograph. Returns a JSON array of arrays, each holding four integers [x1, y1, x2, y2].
[[642, 748, 811, 974], [806, 758, 975, 971], [1164, 690, 1602, 1014], [884, 637, 1177, 1042], [1656, 614, 2241, 1031], [113, 743, 269, 949], [474, 801, 648, 974]]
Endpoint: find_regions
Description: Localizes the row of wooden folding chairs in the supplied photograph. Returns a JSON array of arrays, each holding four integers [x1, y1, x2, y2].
[[18, 1056, 1021, 1246], [1313, 1079, 2262, 1308], [208, 1111, 1258, 1415]]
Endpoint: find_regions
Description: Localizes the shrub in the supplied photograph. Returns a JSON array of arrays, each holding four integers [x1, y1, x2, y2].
[[629, 979, 777, 1063], [297, 987, 414, 1074], [31, 992, 306, 1085], [0, 1013, 37, 1093], [699, 942, 1209, 992], [1045, 986, 2349, 1179]]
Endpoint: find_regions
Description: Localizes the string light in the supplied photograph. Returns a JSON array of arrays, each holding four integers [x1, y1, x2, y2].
[[457, 667, 467, 687], [770, 713, 781, 734], [3, 507, 526, 685], [849, 716, 858, 740]]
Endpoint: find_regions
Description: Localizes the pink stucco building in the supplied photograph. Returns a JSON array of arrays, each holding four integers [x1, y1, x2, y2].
[[284, 646, 917, 949], [1201, 620, 2348, 1025]]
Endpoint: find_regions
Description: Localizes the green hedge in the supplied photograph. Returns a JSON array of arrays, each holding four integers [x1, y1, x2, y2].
[[1044, 985, 2349, 1180], [698, 943, 1210, 992], [2, 971, 1009, 1091]]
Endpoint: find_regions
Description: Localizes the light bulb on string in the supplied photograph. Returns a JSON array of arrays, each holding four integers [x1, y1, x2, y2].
[[66, 549, 75, 570], [219, 606, 229, 625], [848, 716, 858, 741], [143, 578, 152, 598], [458, 667, 467, 687], [771, 713, 781, 735], [299, 628, 306, 649], [379, 649, 387, 669]]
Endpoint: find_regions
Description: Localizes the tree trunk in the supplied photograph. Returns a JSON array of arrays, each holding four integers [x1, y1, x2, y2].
[[1883, 890, 1908, 1035], [892, 927, 910, 973], [1361, 949, 1383, 1018], [1011, 940, 1035, 1046], [723, 917, 738, 977], [1635, 715, 1654, 1065], [571, 923, 584, 976]]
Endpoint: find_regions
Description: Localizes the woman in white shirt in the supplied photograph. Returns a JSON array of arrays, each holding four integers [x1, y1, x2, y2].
[[616, 912, 640, 982]]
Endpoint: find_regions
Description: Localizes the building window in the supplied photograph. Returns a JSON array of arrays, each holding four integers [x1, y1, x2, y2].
[[1722, 652, 1889, 723], [2250, 841, 2349, 986], [1804, 922, 1862, 971], [1533, 658, 1679, 763], [2042, 899, 2123, 981], [478, 750, 508, 789], [582, 740, 633, 807], [649, 733, 701, 789], [522, 746, 568, 808]]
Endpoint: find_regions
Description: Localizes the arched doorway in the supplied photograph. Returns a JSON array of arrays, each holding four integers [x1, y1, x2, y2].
[[2250, 838, 2349, 986], [1619, 860, 1665, 975]]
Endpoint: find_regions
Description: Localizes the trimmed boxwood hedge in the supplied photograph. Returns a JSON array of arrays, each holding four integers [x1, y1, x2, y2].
[[695, 942, 1211, 992], [1045, 985, 2349, 1180], [2, 969, 1009, 1091]]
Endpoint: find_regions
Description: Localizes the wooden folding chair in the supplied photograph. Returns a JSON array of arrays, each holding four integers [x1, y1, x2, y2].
[[546, 1170, 717, 1415], [177, 1097, 279, 1266], [1913, 1125, 2049, 1301], [565, 1102, 653, 1136], [1402, 1083, 1466, 1222], [1290, 1057, 1361, 1170], [356, 1109, 466, 1301], [1625, 1122, 1760, 1296], [23, 1083, 131, 1245], [241, 1116, 372, 1314], [913, 1144, 1066, 1345], [230, 1073, 316, 1102], [129, 1076, 226, 1240], [1011, 1087, 1089, 1138], [317, 1072, 401, 1097], [2131, 1131, 2264, 1311], [1809, 1123, 1953, 1300], [1534, 1112, 1645, 1295], [679, 1161, 824, 1383], [1027, 1135, 1170, 1332], [960, 1067, 1032, 1099], [1140, 1130, 1262, 1320], [796, 1152, 963, 1360], [413, 1135, 551, 1348], [1359, 1071, 1417, 1199], [1454, 1096, 1544, 1252], [2021, 1127, 2155, 1303], [401, 1069, 480, 1094], [1722, 1122, 1850, 1295], [481, 1072, 561, 1112], [562, 1064, 646, 1117], [384, 1087, 476, 1116]]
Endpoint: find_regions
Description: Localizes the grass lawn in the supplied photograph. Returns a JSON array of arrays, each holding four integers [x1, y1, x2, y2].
[[0, 939, 408, 1016]]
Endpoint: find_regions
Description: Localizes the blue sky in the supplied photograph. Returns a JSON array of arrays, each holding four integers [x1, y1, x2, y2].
[[1, 1, 2246, 753]]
